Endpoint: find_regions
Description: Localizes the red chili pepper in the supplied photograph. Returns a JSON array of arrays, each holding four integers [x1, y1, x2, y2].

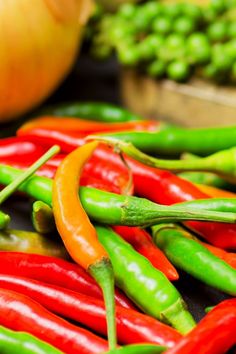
[[19, 128, 236, 249], [0, 273, 181, 348], [0, 252, 135, 310], [112, 226, 179, 281], [165, 298, 236, 354], [3, 134, 132, 195], [0, 288, 108, 354], [18, 116, 159, 135], [202, 242, 236, 269], [0, 136, 46, 160]]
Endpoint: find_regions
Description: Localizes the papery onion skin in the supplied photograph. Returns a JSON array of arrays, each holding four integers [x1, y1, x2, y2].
[[0, 0, 92, 122]]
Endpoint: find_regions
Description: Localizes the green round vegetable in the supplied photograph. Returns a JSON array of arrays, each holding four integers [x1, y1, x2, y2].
[[173, 16, 196, 36], [167, 60, 190, 81], [152, 17, 172, 35]]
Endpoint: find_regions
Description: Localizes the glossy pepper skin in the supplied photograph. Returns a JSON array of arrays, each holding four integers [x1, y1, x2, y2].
[[0, 288, 108, 354], [99, 125, 236, 156], [0, 165, 232, 227], [0, 151, 133, 195], [18, 128, 236, 249], [52, 142, 117, 349], [112, 226, 179, 281], [0, 273, 182, 348], [0, 325, 62, 354], [152, 224, 236, 296], [165, 298, 236, 354], [0, 229, 68, 259], [96, 225, 196, 335], [41, 101, 143, 122], [18, 116, 158, 135], [0, 252, 134, 310], [0, 136, 46, 161]]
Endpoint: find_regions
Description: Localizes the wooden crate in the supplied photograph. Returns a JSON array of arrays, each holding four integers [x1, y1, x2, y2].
[[121, 69, 236, 127]]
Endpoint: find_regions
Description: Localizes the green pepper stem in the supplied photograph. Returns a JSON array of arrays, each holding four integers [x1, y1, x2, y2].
[[89, 258, 117, 350], [32, 201, 55, 234], [0, 145, 60, 205], [0, 211, 10, 230], [90, 138, 236, 183], [105, 344, 166, 354]]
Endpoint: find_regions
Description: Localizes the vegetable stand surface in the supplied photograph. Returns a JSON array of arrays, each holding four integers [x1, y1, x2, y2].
[[1, 53, 236, 354]]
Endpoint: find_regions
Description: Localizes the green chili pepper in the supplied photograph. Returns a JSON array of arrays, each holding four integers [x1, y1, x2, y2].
[[152, 223, 236, 296], [0, 228, 69, 259], [95, 225, 196, 334], [32, 201, 55, 234], [42, 102, 142, 122], [98, 126, 236, 156], [0, 165, 235, 225], [96, 138, 236, 184], [105, 344, 166, 354], [178, 171, 234, 190], [0, 325, 62, 354]]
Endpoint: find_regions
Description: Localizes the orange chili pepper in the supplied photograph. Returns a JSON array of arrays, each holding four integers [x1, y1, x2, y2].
[[52, 141, 117, 350], [196, 184, 236, 198], [18, 116, 158, 135]]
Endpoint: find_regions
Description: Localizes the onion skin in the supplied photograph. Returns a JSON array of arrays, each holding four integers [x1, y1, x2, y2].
[[0, 0, 92, 122]]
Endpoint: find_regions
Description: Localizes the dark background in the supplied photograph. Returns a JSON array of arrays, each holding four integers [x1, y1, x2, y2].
[[1, 53, 235, 352]]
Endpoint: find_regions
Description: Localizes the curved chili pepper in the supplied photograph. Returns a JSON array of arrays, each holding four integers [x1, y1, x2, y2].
[[0, 252, 134, 309], [0, 288, 108, 354], [1, 164, 234, 225], [0, 273, 182, 348], [165, 298, 236, 354], [112, 226, 179, 281], [0, 325, 62, 354], [98, 125, 236, 155], [18, 116, 158, 135], [42, 101, 143, 122], [8, 130, 236, 247], [52, 141, 117, 349], [106, 344, 165, 354], [0, 229, 69, 259], [96, 225, 196, 334], [152, 223, 236, 296]]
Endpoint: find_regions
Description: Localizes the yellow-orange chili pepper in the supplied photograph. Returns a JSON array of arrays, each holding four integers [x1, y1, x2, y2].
[[196, 184, 236, 199], [52, 141, 117, 350]]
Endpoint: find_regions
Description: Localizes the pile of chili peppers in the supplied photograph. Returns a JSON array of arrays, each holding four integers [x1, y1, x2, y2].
[[0, 101, 236, 353]]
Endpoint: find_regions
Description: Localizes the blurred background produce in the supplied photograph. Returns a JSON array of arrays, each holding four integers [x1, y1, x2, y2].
[[85, 0, 236, 126], [0, 0, 92, 122]]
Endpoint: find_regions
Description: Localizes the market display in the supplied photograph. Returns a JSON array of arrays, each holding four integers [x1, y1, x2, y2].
[[0, 100, 235, 353]]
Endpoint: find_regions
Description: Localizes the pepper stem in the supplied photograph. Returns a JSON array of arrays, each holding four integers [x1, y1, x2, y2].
[[87, 137, 224, 176], [0, 211, 10, 230], [89, 257, 117, 350], [0, 145, 60, 205]]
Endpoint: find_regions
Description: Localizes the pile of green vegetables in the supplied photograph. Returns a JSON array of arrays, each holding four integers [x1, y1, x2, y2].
[[89, 0, 236, 82]]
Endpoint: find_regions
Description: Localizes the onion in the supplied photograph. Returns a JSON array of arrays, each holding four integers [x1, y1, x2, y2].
[[0, 0, 92, 122]]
